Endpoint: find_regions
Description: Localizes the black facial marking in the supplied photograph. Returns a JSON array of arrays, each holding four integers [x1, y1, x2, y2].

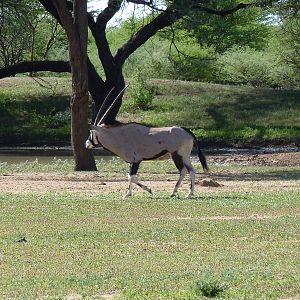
[[89, 132, 97, 147]]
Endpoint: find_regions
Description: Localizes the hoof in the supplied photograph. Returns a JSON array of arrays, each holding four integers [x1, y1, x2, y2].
[[123, 193, 132, 199], [186, 193, 194, 199]]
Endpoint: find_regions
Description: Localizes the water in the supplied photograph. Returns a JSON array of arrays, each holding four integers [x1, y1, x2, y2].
[[0, 147, 113, 164], [0, 146, 298, 164], [0, 154, 71, 164]]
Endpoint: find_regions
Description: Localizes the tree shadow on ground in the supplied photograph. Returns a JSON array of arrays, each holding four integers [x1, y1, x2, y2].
[[204, 88, 300, 129]]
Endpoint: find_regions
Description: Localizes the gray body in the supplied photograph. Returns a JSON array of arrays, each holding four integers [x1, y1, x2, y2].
[[86, 122, 208, 198]]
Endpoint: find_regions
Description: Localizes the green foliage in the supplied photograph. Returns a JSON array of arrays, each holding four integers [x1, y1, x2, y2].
[[178, 3, 271, 53], [0, 0, 32, 66], [168, 34, 217, 82], [29, 109, 70, 128], [88, 10, 299, 87], [0, 77, 71, 145], [194, 273, 225, 298], [0, 0, 67, 67], [277, 15, 300, 72], [126, 71, 156, 111], [216, 46, 299, 88]]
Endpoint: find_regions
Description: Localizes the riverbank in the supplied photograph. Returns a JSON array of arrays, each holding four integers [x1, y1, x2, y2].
[[0, 145, 299, 157]]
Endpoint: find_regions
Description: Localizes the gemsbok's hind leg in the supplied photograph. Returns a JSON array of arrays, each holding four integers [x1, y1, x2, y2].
[[171, 152, 187, 197], [183, 159, 196, 198], [124, 162, 152, 198], [172, 152, 196, 198], [171, 167, 187, 197]]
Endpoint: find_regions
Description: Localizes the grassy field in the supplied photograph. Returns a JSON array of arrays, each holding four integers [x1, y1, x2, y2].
[[0, 158, 299, 299], [0, 76, 299, 146]]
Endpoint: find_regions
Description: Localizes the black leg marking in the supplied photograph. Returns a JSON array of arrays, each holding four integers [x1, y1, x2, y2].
[[129, 162, 140, 176], [128, 162, 152, 194], [172, 152, 184, 171]]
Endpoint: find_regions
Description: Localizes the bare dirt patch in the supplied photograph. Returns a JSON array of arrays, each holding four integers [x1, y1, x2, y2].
[[1, 152, 299, 194], [210, 151, 300, 167]]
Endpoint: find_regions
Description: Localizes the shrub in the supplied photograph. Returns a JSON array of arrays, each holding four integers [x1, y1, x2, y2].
[[126, 71, 156, 111], [216, 46, 298, 88], [193, 273, 225, 298], [29, 109, 70, 128], [168, 40, 217, 82]]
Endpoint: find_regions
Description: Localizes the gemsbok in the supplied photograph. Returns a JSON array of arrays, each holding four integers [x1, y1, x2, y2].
[[85, 87, 208, 198]]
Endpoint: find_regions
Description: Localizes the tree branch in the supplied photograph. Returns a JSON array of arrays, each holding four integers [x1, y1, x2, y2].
[[115, 7, 181, 65], [38, 0, 104, 88], [96, 0, 123, 27], [192, 1, 277, 16], [195, 3, 250, 16], [88, 0, 123, 81], [127, 0, 165, 11], [0, 60, 70, 79]]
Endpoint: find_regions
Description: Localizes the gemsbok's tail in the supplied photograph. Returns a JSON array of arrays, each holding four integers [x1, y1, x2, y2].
[[183, 127, 209, 172], [196, 139, 209, 172]]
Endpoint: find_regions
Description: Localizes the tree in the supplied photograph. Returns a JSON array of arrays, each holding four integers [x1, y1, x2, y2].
[[0, 0, 65, 68], [177, 3, 271, 53], [0, 0, 282, 170], [278, 8, 300, 71], [50, 0, 96, 170], [0, 1, 31, 67]]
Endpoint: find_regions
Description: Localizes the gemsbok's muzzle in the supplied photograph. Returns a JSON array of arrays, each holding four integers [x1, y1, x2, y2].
[[85, 131, 97, 149]]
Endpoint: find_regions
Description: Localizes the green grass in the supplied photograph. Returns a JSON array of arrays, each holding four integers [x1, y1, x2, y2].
[[0, 77, 300, 146], [0, 190, 299, 299], [0, 77, 71, 145], [0, 157, 300, 299], [121, 80, 300, 145]]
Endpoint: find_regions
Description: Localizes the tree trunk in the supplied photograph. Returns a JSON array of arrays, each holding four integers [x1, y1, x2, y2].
[[71, 94, 96, 171], [52, 0, 97, 171]]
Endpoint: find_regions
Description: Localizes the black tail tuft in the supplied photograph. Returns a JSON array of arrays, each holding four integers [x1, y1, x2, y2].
[[182, 127, 209, 172], [197, 140, 209, 172]]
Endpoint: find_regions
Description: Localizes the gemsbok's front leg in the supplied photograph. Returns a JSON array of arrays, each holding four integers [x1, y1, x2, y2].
[[124, 162, 152, 198]]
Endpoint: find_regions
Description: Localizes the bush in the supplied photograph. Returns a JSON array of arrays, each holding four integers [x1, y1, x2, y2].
[[170, 46, 217, 82], [193, 273, 225, 298], [126, 71, 156, 111], [216, 46, 298, 88], [29, 109, 70, 128]]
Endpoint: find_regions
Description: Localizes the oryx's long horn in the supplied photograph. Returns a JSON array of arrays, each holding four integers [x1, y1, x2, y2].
[[97, 85, 129, 126], [93, 87, 115, 126]]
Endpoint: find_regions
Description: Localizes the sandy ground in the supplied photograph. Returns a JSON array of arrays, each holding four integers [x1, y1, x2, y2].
[[1, 152, 299, 195]]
